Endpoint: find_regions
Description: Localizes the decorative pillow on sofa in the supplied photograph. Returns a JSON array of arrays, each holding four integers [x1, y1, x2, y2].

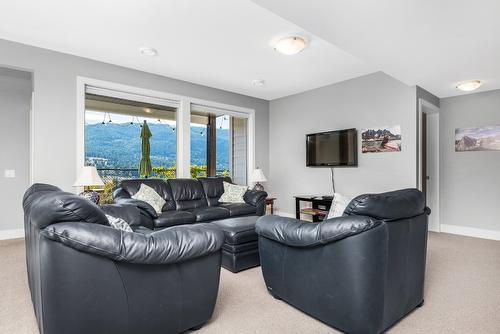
[[219, 181, 248, 204], [131, 183, 166, 213], [105, 214, 133, 232], [326, 193, 353, 219]]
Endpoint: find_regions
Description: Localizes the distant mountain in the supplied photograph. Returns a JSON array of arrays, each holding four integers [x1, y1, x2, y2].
[[362, 129, 401, 140], [455, 135, 477, 151], [85, 123, 229, 169]]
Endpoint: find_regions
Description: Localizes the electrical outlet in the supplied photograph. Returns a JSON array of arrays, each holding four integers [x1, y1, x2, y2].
[[4, 170, 15, 178]]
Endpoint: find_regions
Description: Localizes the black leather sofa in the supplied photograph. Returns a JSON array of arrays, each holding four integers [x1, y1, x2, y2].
[[23, 183, 225, 334], [113, 177, 267, 230], [256, 189, 430, 334]]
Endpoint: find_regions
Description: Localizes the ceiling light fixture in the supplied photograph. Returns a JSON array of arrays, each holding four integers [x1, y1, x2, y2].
[[252, 79, 266, 87], [274, 36, 307, 55], [456, 80, 482, 92], [139, 46, 158, 56], [143, 108, 152, 113]]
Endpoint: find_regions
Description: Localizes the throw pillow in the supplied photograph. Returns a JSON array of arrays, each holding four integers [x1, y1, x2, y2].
[[326, 193, 353, 219], [105, 214, 133, 232], [219, 181, 248, 204], [131, 183, 166, 213]]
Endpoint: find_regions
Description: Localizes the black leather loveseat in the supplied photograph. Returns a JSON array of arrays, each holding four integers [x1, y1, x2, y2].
[[256, 189, 430, 334], [23, 183, 225, 334], [113, 177, 267, 230]]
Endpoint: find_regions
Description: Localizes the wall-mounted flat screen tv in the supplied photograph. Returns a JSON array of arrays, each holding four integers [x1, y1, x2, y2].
[[306, 128, 358, 167]]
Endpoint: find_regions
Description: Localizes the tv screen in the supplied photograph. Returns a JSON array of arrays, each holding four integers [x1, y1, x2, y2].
[[306, 128, 358, 167]]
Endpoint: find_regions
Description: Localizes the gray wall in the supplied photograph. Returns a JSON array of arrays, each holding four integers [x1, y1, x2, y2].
[[0, 68, 32, 231], [0, 39, 269, 195], [268, 72, 417, 214], [440, 90, 500, 233]]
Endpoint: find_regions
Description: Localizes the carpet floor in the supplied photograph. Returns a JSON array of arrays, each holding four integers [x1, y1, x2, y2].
[[1, 232, 499, 333]]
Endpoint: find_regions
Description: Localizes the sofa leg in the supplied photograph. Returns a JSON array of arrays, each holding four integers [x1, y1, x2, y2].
[[190, 323, 206, 331], [416, 299, 424, 307]]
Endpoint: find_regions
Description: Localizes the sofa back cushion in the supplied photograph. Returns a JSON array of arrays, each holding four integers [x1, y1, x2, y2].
[[198, 177, 232, 206], [119, 179, 175, 211], [168, 179, 207, 210], [23, 183, 108, 229], [343, 188, 425, 220]]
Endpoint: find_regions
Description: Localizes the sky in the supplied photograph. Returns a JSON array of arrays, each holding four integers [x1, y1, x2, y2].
[[455, 125, 500, 140]]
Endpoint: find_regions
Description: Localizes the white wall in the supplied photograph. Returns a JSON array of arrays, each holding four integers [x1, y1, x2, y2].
[[440, 90, 500, 238], [268, 72, 417, 214], [0, 68, 32, 235], [0, 39, 269, 194]]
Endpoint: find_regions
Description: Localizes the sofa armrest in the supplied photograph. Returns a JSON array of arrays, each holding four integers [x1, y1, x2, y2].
[[243, 189, 267, 206], [113, 197, 158, 219], [255, 215, 380, 248], [41, 222, 225, 265]]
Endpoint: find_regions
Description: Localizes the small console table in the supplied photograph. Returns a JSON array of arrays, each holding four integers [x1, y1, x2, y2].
[[294, 195, 333, 222]]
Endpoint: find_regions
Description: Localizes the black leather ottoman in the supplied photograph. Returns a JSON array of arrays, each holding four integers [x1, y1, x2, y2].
[[212, 216, 260, 273]]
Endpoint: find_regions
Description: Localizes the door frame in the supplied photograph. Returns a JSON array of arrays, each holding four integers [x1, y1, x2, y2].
[[417, 98, 440, 232]]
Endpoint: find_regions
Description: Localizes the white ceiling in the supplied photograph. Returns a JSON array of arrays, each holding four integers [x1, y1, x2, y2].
[[0, 0, 374, 100], [1, 1, 499, 100], [252, 0, 500, 98]]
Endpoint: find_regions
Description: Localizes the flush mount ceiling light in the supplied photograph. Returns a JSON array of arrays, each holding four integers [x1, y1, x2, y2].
[[456, 80, 483, 92], [142, 108, 152, 113], [139, 46, 158, 56], [252, 79, 266, 87], [274, 36, 307, 55]]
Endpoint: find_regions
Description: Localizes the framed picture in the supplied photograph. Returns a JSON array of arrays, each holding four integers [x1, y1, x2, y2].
[[455, 125, 500, 151], [361, 125, 401, 153]]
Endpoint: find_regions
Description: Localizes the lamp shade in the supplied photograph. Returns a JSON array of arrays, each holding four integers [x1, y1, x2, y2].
[[250, 168, 267, 183], [73, 166, 104, 187]]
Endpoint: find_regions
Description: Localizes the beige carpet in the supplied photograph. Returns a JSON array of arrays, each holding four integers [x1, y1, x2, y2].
[[1, 232, 499, 334]]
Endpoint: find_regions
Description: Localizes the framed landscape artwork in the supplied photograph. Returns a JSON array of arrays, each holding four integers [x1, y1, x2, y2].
[[455, 125, 500, 151], [361, 125, 402, 153]]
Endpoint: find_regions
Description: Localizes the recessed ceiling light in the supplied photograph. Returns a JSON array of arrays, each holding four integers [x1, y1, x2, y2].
[[252, 79, 266, 87], [143, 108, 152, 113], [274, 36, 307, 55], [139, 46, 158, 56], [456, 80, 482, 92]]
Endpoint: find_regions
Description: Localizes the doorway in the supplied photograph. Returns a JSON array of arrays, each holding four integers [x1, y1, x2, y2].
[[418, 99, 440, 232]]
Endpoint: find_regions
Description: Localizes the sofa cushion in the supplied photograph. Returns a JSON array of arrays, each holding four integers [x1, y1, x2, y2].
[[219, 203, 257, 216], [131, 184, 166, 213], [185, 207, 230, 222], [198, 177, 232, 206], [212, 216, 259, 245], [119, 179, 176, 211], [343, 188, 425, 220], [154, 210, 196, 228], [168, 179, 208, 210], [219, 182, 248, 204]]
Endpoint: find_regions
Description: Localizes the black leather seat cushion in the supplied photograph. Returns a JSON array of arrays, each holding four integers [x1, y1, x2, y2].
[[154, 210, 196, 228], [212, 216, 259, 245], [185, 207, 230, 222], [219, 203, 256, 216]]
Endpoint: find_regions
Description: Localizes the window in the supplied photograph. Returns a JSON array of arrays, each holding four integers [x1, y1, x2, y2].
[[84, 93, 178, 184], [190, 108, 247, 184]]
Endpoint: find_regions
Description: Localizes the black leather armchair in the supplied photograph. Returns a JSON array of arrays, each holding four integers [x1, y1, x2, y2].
[[23, 183, 225, 334], [256, 189, 430, 334]]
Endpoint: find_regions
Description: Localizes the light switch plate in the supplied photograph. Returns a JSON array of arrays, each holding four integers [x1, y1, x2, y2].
[[4, 169, 15, 178]]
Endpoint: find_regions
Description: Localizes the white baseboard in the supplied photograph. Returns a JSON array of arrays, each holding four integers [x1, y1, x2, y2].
[[0, 228, 25, 240], [272, 211, 295, 218], [440, 224, 500, 241]]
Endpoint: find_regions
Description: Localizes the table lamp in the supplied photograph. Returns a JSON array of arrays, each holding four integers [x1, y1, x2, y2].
[[73, 166, 105, 204], [250, 167, 267, 191]]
